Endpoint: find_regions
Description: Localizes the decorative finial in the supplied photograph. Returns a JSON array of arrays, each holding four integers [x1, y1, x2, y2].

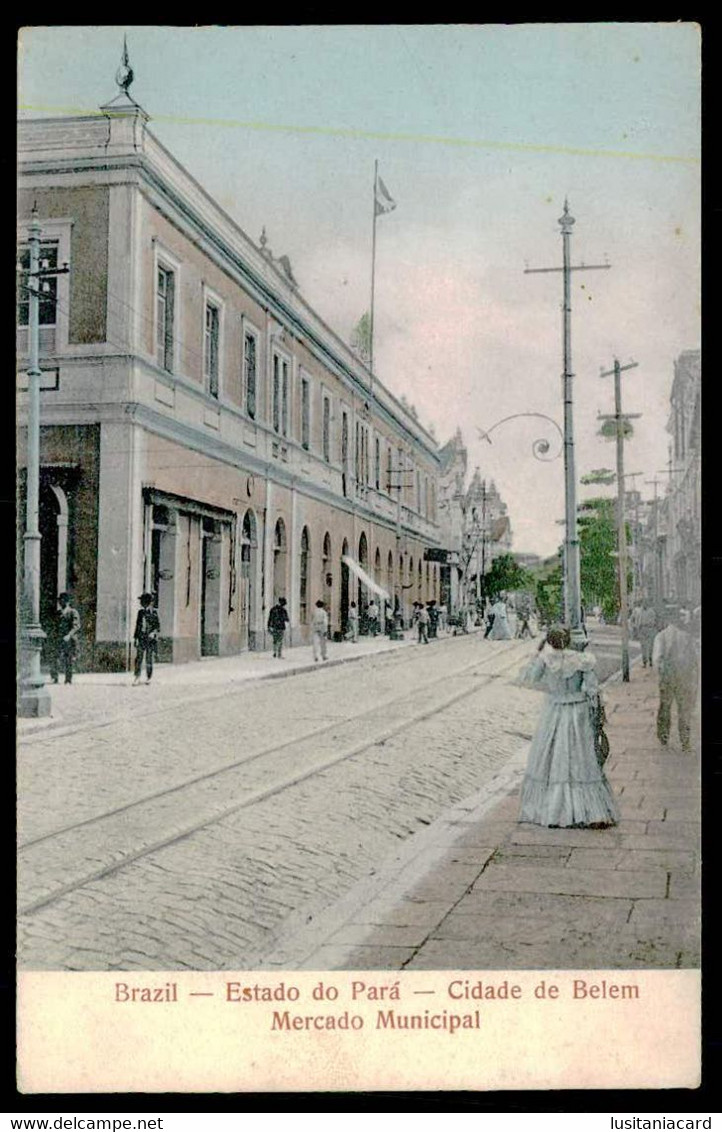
[[115, 35, 134, 93], [558, 198, 575, 233], [259, 227, 268, 249]]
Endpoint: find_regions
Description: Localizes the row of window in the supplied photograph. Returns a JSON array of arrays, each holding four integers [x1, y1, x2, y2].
[[154, 259, 437, 521], [16, 237, 437, 522]]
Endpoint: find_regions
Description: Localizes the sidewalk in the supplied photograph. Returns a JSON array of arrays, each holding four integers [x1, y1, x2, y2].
[[276, 663, 700, 970], [17, 629, 458, 738]]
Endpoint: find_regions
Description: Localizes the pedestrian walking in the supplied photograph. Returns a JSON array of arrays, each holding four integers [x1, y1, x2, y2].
[[50, 592, 81, 684], [133, 592, 160, 685], [311, 600, 329, 662], [488, 595, 512, 640], [367, 599, 379, 636], [635, 600, 658, 668], [518, 627, 619, 829], [347, 601, 359, 642], [516, 601, 535, 639], [438, 603, 448, 634], [268, 596, 289, 658], [416, 602, 430, 644], [427, 600, 439, 639], [483, 607, 495, 638], [652, 608, 698, 753]]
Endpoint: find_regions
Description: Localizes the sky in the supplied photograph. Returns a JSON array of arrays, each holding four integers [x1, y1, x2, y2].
[[18, 24, 701, 557]]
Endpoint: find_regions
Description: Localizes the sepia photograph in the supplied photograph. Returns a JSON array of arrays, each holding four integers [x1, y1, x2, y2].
[[16, 23, 700, 1092]]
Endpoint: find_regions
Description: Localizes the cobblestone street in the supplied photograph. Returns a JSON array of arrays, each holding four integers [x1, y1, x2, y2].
[[19, 632, 551, 970]]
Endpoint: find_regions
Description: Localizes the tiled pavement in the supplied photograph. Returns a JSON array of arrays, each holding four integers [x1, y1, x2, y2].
[[285, 663, 700, 970]]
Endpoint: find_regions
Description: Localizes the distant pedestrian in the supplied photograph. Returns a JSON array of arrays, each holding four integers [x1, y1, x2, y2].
[[518, 627, 619, 829], [133, 592, 160, 685], [438, 603, 448, 634], [488, 595, 512, 640], [367, 599, 379, 636], [347, 601, 359, 642], [268, 596, 289, 658], [427, 601, 439, 639], [484, 607, 495, 638], [416, 603, 430, 644], [517, 609, 534, 639], [50, 592, 81, 684], [635, 601, 658, 668], [653, 608, 698, 753], [311, 600, 329, 662]]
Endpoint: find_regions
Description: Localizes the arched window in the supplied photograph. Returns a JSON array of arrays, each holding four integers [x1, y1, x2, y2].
[[273, 517, 287, 601], [375, 547, 381, 576], [322, 532, 332, 594], [358, 531, 368, 567], [300, 526, 310, 624]]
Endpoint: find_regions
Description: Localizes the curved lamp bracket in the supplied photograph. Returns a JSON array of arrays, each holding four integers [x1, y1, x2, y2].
[[477, 413, 563, 461]]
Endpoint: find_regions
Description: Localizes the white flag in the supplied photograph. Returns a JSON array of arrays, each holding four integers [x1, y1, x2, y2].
[[375, 175, 397, 216]]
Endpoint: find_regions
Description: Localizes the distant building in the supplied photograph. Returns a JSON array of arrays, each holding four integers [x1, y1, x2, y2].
[[436, 429, 467, 611], [638, 350, 700, 611], [17, 63, 442, 670], [514, 552, 542, 572], [436, 440, 514, 610]]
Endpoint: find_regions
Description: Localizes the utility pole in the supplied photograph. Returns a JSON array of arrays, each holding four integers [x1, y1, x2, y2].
[[18, 206, 69, 716], [599, 359, 641, 682], [480, 479, 487, 608], [525, 201, 610, 648], [387, 448, 413, 637], [621, 471, 643, 606]]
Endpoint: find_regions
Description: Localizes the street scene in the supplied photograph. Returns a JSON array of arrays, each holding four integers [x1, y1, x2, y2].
[[17, 26, 700, 978]]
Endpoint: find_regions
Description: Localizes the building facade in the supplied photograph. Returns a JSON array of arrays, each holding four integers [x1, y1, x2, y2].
[[17, 81, 442, 671], [664, 349, 701, 608], [636, 350, 700, 612]]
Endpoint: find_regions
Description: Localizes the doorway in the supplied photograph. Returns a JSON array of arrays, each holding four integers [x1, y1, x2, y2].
[[201, 517, 222, 656]]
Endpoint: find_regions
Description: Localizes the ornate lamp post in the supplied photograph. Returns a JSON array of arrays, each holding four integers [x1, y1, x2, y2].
[[475, 411, 563, 613]]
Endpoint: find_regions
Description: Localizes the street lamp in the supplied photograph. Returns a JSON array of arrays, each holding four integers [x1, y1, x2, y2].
[[18, 207, 53, 716], [477, 412, 563, 462]]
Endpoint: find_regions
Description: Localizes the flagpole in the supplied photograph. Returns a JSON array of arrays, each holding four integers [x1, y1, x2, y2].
[[369, 158, 378, 384]]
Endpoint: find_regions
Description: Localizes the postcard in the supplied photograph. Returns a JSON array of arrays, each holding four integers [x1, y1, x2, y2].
[[16, 23, 701, 1095]]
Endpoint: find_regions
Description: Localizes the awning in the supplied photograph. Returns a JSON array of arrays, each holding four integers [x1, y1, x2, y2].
[[342, 555, 390, 601]]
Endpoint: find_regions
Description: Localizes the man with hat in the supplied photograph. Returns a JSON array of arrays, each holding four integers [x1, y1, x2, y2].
[[268, 596, 289, 658], [50, 592, 81, 685], [133, 592, 160, 685]]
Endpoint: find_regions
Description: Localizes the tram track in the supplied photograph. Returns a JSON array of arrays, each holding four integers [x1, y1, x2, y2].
[[18, 642, 528, 917]]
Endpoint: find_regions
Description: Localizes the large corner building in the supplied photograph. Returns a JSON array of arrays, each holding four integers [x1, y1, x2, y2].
[[17, 75, 442, 671]]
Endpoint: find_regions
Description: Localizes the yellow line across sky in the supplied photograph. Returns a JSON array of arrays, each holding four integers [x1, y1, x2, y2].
[[18, 104, 699, 165]]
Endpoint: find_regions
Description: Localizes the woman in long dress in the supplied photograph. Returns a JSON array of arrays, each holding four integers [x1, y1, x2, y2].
[[518, 627, 619, 828], [488, 595, 512, 640]]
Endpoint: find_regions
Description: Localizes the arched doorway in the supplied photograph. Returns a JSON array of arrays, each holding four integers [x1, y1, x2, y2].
[[340, 537, 350, 635], [240, 509, 257, 650], [300, 526, 310, 626], [273, 518, 287, 602], [322, 532, 333, 622], [387, 550, 394, 603], [418, 558, 423, 602], [38, 482, 67, 632], [358, 531, 369, 615]]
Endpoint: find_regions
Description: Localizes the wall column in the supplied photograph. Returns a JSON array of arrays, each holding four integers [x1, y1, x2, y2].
[[95, 417, 145, 671]]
